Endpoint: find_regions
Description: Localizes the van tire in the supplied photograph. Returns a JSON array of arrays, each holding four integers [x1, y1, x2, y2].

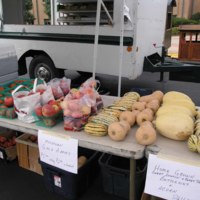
[[29, 55, 58, 82]]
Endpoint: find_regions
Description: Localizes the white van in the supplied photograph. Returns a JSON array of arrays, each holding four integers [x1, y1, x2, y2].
[[0, 0, 175, 82]]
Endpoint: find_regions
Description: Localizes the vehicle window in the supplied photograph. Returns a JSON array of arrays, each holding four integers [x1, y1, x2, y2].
[[2, 0, 113, 26], [56, 0, 114, 26]]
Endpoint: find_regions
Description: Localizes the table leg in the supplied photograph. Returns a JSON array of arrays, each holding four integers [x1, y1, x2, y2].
[[130, 158, 136, 200]]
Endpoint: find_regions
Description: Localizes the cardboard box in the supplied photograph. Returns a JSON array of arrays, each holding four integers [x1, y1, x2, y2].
[[16, 133, 43, 175]]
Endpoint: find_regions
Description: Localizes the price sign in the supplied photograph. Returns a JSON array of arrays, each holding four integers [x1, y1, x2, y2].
[[145, 154, 200, 200], [38, 130, 78, 174]]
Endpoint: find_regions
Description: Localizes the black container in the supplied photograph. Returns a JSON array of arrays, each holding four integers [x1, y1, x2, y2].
[[40, 147, 100, 200], [99, 153, 147, 200]]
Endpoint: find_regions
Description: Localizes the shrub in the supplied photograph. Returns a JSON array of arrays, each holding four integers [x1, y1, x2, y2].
[[191, 12, 200, 22], [172, 27, 179, 35], [172, 17, 198, 27]]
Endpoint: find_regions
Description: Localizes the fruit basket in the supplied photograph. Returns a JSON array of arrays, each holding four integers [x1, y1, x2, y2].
[[0, 95, 17, 119], [34, 100, 63, 127], [0, 130, 17, 161]]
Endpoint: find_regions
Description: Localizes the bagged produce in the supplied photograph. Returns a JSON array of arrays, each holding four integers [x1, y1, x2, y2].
[[48, 78, 64, 99], [80, 78, 103, 113], [61, 88, 95, 131], [33, 78, 54, 105], [12, 85, 41, 123], [59, 77, 71, 95]]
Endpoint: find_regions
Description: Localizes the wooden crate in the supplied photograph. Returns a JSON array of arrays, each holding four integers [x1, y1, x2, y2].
[[15, 133, 43, 175]]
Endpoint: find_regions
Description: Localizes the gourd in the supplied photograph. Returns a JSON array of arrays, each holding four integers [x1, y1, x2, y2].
[[135, 122, 157, 145], [156, 105, 193, 118], [78, 156, 87, 168], [146, 99, 160, 113], [162, 99, 196, 116], [155, 113, 194, 141], [108, 122, 128, 141], [132, 102, 146, 111], [136, 111, 153, 126], [119, 111, 135, 126], [119, 120, 131, 133], [163, 91, 192, 102], [152, 90, 164, 103], [142, 108, 154, 117], [139, 95, 155, 103]]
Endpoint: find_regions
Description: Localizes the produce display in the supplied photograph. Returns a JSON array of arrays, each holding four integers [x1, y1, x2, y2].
[[1, 76, 200, 158], [84, 92, 140, 138]]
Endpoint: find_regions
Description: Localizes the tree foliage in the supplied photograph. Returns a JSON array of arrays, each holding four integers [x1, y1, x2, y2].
[[44, 0, 51, 18], [24, 0, 34, 24]]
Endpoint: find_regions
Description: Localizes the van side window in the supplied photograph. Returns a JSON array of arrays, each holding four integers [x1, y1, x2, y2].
[[56, 0, 114, 26]]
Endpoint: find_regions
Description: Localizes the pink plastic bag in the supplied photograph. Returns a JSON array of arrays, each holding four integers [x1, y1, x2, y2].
[[59, 77, 71, 95]]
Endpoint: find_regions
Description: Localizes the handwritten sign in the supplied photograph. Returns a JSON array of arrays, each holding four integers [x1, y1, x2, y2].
[[145, 154, 200, 200], [38, 130, 78, 174]]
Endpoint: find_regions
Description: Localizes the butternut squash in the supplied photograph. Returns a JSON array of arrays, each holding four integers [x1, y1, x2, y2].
[[132, 102, 146, 111], [152, 90, 164, 103], [136, 111, 153, 126], [135, 124, 157, 145], [108, 122, 128, 141], [119, 111, 136, 126], [119, 120, 131, 133], [146, 99, 160, 113]]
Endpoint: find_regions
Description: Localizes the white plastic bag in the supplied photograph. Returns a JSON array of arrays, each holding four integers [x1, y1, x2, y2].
[[12, 85, 41, 123], [33, 78, 54, 105]]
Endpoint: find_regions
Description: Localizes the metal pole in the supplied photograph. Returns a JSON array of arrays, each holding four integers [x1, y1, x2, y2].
[[50, 0, 55, 25], [92, 0, 102, 79], [0, 0, 3, 31], [118, 0, 125, 97]]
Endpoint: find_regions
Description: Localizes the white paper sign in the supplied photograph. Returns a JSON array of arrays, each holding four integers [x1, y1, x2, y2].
[[38, 130, 78, 174], [145, 154, 200, 200]]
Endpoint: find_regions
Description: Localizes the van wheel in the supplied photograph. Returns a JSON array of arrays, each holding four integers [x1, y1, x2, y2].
[[29, 55, 58, 82]]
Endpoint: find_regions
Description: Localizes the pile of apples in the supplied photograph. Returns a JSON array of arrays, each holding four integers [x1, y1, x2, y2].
[[34, 99, 62, 127], [0, 96, 17, 119], [0, 134, 16, 149]]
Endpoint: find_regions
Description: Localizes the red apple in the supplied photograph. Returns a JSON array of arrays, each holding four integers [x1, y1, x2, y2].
[[35, 106, 43, 117], [48, 100, 56, 105], [4, 97, 14, 107], [42, 104, 57, 117]]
